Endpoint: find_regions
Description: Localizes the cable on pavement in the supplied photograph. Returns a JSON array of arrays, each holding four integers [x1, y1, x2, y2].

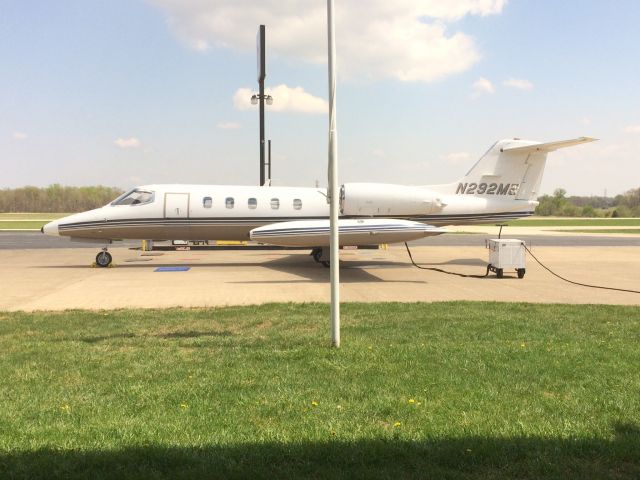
[[404, 242, 490, 278], [521, 243, 640, 295]]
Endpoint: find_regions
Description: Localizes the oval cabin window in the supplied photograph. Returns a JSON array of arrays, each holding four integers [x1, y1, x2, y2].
[[248, 198, 257, 209], [270, 198, 280, 209], [203, 197, 212, 208], [225, 197, 234, 209], [293, 199, 302, 210]]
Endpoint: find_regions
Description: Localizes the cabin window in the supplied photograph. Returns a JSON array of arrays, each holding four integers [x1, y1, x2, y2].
[[293, 198, 302, 210], [270, 198, 280, 209], [203, 197, 212, 208], [248, 198, 257, 209], [111, 189, 154, 206], [225, 197, 234, 209]]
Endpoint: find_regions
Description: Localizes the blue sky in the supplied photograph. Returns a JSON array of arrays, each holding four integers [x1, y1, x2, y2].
[[2, 0, 639, 195]]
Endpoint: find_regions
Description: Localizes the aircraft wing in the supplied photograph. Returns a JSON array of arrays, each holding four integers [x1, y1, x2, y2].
[[250, 218, 446, 247], [500, 137, 597, 154]]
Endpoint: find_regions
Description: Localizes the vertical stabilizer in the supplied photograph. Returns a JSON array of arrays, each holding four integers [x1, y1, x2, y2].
[[454, 137, 595, 201]]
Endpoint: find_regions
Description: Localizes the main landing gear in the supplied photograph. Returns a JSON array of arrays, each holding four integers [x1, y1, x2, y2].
[[311, 247, 330, 268], [96, 247, 113, 268]]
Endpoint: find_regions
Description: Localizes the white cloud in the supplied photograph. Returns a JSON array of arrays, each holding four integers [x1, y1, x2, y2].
[[503, 78, 534, 90], [233, 85, 328, 114], [471, 77, 494, 97], [441, 152, 472, 164], [371, 148, 386, 158], [147, 0, 508, 82], [217, 121, 241, 130], [624, 125, 640, 133], [13, 132, 27, 141], [114, 137, 142, 149]]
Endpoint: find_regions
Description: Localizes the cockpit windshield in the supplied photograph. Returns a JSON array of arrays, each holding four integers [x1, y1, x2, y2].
[[111, 189, 155, 206]]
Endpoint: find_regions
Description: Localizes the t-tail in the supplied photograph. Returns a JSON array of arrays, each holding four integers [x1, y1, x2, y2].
[[453, 137, 596, 201]]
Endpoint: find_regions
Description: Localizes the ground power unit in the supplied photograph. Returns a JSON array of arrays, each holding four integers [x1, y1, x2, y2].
[[486, 239, 526, 278]]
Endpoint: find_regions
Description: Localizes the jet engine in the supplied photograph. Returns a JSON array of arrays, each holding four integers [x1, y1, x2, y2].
[[340, 183, 445, 216]]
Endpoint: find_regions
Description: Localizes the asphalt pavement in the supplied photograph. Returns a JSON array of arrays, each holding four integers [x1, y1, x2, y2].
[[1, 231, 639, 249]]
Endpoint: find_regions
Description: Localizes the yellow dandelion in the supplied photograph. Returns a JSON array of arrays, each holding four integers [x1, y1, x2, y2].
[[408, 399, 415, 404], [311, 401, 319, 407], [520, 343, 526, 348], [393, 421, 401, 427], [180, 403, 188, 409], [60, 404, 71, 412], [417, 402, 422, 406], [336, 405, 343, 410]]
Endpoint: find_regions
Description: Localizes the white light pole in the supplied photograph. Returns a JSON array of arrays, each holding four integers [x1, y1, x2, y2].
[[327, 0, 340, 347]]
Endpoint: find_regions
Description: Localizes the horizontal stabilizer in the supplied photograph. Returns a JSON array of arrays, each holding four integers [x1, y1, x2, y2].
[[500, 137, 597, 154]]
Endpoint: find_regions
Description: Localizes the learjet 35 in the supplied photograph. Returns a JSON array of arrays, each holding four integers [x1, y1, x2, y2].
[[43, 137, 595, 267]]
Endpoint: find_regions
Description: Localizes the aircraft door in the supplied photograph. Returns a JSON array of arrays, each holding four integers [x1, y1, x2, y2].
[[165, 193, 190, 218]]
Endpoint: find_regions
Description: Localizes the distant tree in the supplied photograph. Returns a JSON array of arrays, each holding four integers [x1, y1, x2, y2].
[[581, 205, 595, 217], [0, 185, 123, 212], [612, 205, 632, 218], [536, 187, 640, 217]]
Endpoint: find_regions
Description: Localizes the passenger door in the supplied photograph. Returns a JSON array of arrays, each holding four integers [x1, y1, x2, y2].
[[164, 193, 190, 218]]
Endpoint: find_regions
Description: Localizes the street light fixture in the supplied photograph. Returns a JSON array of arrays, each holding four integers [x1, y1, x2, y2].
[[250, 93, 272, 106]]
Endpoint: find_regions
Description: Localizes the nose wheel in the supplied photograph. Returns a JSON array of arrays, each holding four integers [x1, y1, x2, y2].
[[96, 249, 112, 268]]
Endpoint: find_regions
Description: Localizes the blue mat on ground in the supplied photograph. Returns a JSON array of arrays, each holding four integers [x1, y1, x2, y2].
[[154, 266, 191, 272]]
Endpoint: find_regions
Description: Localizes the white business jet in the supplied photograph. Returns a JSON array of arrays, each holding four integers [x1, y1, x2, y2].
[[43, 137, 594, 267]]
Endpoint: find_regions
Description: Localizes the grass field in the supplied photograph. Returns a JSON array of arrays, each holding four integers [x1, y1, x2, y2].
[[503, 218, 640, 227], [0, 221, 49, 230], [555, 228, 640, 234], [0, 213, 68, 220], [0, 214, 68, 230], [1, 302, 639, 479]]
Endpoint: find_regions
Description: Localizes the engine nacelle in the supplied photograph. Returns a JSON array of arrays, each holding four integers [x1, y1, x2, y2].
[[340, 183, 444, 216]]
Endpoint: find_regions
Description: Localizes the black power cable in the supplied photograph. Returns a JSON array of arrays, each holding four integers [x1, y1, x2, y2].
[[403, 241, 640, 295], [404, 242, 490, 278], [521, 243, 640, 295]]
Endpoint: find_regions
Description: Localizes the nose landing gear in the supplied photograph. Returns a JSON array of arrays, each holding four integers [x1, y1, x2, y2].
[[96, 248, 113, 268]]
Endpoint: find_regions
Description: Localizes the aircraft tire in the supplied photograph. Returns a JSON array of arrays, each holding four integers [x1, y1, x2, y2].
[[96, 251, 112, 268]]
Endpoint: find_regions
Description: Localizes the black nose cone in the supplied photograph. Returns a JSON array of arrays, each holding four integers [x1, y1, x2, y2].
[[41, 226, 44, 234]]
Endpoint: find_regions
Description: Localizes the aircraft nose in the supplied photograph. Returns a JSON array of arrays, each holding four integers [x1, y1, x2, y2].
[[42, 221, 60, 236]]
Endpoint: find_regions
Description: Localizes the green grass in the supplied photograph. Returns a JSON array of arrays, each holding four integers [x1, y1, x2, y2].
[[1, 302, 639, 479], [0, 213, 68, 220], [0, 220, 48, 230], [0, 214, 68, 230], [497, 218, 640, 227], [554, 228, 640, 234]]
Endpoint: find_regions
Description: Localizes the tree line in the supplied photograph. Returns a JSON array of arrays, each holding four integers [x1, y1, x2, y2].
[[0, 185, 124, 213], [536, 187, 640, 217]]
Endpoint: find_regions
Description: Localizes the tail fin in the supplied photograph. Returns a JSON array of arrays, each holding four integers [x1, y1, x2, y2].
[[455, 137, 596, 200]]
